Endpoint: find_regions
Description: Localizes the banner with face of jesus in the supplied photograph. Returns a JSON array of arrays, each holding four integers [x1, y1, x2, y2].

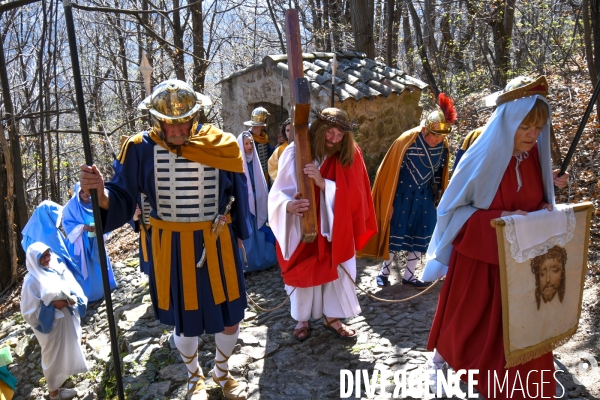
[[493, 202, 592, 368]]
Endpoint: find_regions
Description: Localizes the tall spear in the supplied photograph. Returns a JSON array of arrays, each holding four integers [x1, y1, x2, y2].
[[280, 73, 284, 123], [62, 1, 125, 399], [140, 52, 153, 97], [330, 53, 337, 108], [558, 79, 600, 176], [136, 52, 153, 239]]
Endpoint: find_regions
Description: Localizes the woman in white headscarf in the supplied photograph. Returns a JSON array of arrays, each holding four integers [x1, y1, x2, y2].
[[20, 242, 88, 400], [424, 77, 569, 398], [237, 132, 278, 271]]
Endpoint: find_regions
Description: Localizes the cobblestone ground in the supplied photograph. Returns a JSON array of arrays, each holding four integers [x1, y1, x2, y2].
[[1, 241, 599, 400]]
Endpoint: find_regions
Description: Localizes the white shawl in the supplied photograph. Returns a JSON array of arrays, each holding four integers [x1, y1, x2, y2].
[[237, 133, 269, 228], [422, 95, 555, 282]]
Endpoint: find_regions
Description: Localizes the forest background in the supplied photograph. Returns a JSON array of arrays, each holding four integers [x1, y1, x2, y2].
[[1, 0, 600, 293]]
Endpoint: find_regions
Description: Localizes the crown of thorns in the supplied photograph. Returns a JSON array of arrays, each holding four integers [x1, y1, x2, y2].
[[313, 110, 359, 132]]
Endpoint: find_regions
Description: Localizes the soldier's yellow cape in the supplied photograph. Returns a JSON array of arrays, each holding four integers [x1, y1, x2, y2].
[[357, 127, 450, 260], [118, 123, 243, 173], [461, 126, 484, 151]]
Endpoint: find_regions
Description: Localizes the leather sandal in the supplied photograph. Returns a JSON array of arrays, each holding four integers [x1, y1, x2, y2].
[[178, 349, 207, 400], [293, 321, 311, 341], [213, 344, 247, 400], [323, 317, 357, 339]]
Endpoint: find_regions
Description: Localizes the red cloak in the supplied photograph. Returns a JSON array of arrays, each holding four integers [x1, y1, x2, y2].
[[428, 146, 556, 399], [277, 145, 377, 288]]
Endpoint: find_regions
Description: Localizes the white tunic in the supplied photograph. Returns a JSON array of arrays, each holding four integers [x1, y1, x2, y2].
[[20, 243, 88, 391], [268, 143, 360, 321]]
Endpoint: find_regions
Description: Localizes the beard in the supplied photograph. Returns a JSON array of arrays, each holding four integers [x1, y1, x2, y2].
[[541, 284, 558, 302], [324, 141, 342, 155]]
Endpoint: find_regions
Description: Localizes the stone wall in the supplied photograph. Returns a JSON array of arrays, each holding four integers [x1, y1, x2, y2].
[[220, 65, 423, 179], [221, 66, 291, 145], [338, 90, 423, 179]]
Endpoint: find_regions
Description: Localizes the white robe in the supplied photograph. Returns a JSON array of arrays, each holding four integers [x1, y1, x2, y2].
[[20, 243, 88, 391], [268, 143, 361, 321]]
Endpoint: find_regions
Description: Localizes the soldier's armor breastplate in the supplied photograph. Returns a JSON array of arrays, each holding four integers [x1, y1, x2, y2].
[[256, 143, 269, 172], [140, 193, 152, 226], [153, 147, 219, 222]]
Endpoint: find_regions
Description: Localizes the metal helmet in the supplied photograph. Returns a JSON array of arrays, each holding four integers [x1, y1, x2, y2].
[[243, 107, 270, 127], [138, 79, 211, 125], [424, 93, 456, 135], [425, 109, 452, 135]]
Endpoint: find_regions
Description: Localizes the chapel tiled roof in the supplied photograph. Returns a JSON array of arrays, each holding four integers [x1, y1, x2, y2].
[[219, 51, 428, 102]]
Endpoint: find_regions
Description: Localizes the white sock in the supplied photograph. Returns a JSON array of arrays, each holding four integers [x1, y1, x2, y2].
[[214, 327, 240, 380], [403, 251, 421, 281], [173, 330, 201, 390], [432, 348, 445, 363], [379, 252, 395, 276]]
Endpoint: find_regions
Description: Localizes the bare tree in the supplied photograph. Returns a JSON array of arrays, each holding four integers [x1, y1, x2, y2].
[[349, 0, 375, 58]]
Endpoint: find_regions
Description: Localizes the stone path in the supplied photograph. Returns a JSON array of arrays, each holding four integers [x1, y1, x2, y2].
[[1, 238, 599, 399]]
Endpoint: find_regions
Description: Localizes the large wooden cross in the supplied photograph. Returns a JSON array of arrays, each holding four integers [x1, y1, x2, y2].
[[285, 10, 317, 243]]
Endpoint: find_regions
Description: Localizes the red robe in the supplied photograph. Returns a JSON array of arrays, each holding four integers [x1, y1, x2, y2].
[[428, 145, 556, 399], [276, 146, 377, 288]]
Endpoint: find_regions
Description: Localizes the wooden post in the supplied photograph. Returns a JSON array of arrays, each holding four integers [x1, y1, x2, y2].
[[285, 9, 317, 243]]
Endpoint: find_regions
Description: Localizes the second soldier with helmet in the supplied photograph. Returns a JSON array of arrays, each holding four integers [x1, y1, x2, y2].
[[358, 93, 456, 290]]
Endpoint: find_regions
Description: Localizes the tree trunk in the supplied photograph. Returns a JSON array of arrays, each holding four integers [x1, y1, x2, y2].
[[0, 121, 19, 290], [587, 0, 600, 121], [0, 30, 29, 232], [349, 0, 375, 58], [407, 0, 439, 95], [309, 0, 324, 50], [374, 0, 382, 55], [115, 12, 134, 132], [266, 0, 285, 53], [191, 0, 209, 92], [423, 0, 443, 89], [385, 0, 396, 66], [172, 0, 186, 81], [489, 0, 515, 88], [39, 0, 48, 200], [323, 0, 332, 51], [330, 0, 342, 51], [401, 0, 414, 75], [591, 0, 600, 78]]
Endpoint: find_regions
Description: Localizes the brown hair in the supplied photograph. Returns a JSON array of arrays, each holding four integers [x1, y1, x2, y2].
[[309, 108, 356, 167], [280, 118, 291, 141], [530, 245, 567, 310], [521, 99, 549, 127]]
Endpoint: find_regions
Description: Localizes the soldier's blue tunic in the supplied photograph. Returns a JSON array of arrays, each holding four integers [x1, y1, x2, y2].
[[103, 129, 250, 336], [389, 136, 447, 253]]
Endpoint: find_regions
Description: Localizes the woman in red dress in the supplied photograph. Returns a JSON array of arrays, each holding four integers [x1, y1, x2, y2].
[[425, 76, 569, 399]]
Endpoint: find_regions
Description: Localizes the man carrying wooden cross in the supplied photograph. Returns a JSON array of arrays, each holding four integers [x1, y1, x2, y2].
[[268, 108, 377, 341]]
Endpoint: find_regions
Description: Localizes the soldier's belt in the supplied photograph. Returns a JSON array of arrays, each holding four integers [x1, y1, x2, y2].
[[150, 216, 240, 311]]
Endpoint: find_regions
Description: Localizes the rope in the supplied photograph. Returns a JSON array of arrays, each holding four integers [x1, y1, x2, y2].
[[340, 266, 442, 303], [246, 287, 296, 312], [245, 265, 442, 312]]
